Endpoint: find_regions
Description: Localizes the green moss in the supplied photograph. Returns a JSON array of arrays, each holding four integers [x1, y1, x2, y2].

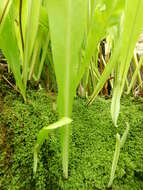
[[0, 89, 143, 190]]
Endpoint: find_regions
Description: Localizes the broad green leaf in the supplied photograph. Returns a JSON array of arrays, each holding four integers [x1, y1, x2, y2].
[[47, 0, 87, 178], [33, 117, 72, 175]]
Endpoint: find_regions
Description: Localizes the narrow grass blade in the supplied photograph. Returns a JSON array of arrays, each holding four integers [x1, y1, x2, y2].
[[87, 43, 120, 105], [127, 54, 143, 94], [132, 52, 142, 87]]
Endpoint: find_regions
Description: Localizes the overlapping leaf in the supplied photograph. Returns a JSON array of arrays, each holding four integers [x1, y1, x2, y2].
[[0, 3, 25, 99], [111, 0, 143, 126], [23, 0, 42, 88]]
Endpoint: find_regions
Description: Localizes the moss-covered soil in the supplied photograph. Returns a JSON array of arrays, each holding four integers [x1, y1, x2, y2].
[[0, 81, 143, 190]]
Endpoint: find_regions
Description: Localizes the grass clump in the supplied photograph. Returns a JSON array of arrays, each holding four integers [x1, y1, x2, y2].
[[0, 88, 143, 190]]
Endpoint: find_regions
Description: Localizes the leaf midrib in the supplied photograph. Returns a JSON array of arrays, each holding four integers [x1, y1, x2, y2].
[[65, 0, 72, 115]]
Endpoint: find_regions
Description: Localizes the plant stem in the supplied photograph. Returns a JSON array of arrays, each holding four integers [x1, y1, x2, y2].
[[108, 133, 121, 188], [120, 122, 130, 148], [61, 124, 70, 179], [19, 0, 24, 52]]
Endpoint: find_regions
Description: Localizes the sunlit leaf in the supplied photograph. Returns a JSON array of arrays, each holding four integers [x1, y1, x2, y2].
[[47, 0, 87, 178]]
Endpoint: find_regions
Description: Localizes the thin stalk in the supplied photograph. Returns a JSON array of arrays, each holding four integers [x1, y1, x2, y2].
[[127, 54, 143, 94], [101, 55, 113, 89], [37, 34, 49, 79], [90, 61, 97, 87], [60, 0, 72, 178], [108, 133, 121, 188], [125, 77, 129, 91], [61, 124, 71, 179], [120, 122, 130, 148], [92, 68, 101, 81], [132, 51, 142, 87], [81, 68, 90, 96], [108, 123, 130, 187], [19, 0, 24, 52]]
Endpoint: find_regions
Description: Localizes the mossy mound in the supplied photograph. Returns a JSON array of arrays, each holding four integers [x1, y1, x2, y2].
[[0, 87, 143, 190]]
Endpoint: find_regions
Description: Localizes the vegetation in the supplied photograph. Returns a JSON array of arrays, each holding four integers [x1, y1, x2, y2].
[[0, 83, 143, 189], [0, 0, 143, 188]]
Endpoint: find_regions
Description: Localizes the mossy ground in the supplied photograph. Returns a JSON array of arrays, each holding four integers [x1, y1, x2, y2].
[[0, 80, 143, 190]]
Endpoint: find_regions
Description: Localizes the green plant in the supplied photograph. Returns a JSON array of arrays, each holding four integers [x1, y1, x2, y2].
[[1, 88, 143, 189], [39, 0, 87, 179], [0, 0, 25, 99], [34, 117, 72, 175], [86, 0, 143, 186], [1, 0, 143, 187], [0, 0, 45, 99]]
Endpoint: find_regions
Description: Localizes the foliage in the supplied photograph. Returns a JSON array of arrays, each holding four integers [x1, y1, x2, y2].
[[1, 0, 143, 186], [46, 0, 87, 178], [34, 117, 72, 175], [0, 88, 143, 189]]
